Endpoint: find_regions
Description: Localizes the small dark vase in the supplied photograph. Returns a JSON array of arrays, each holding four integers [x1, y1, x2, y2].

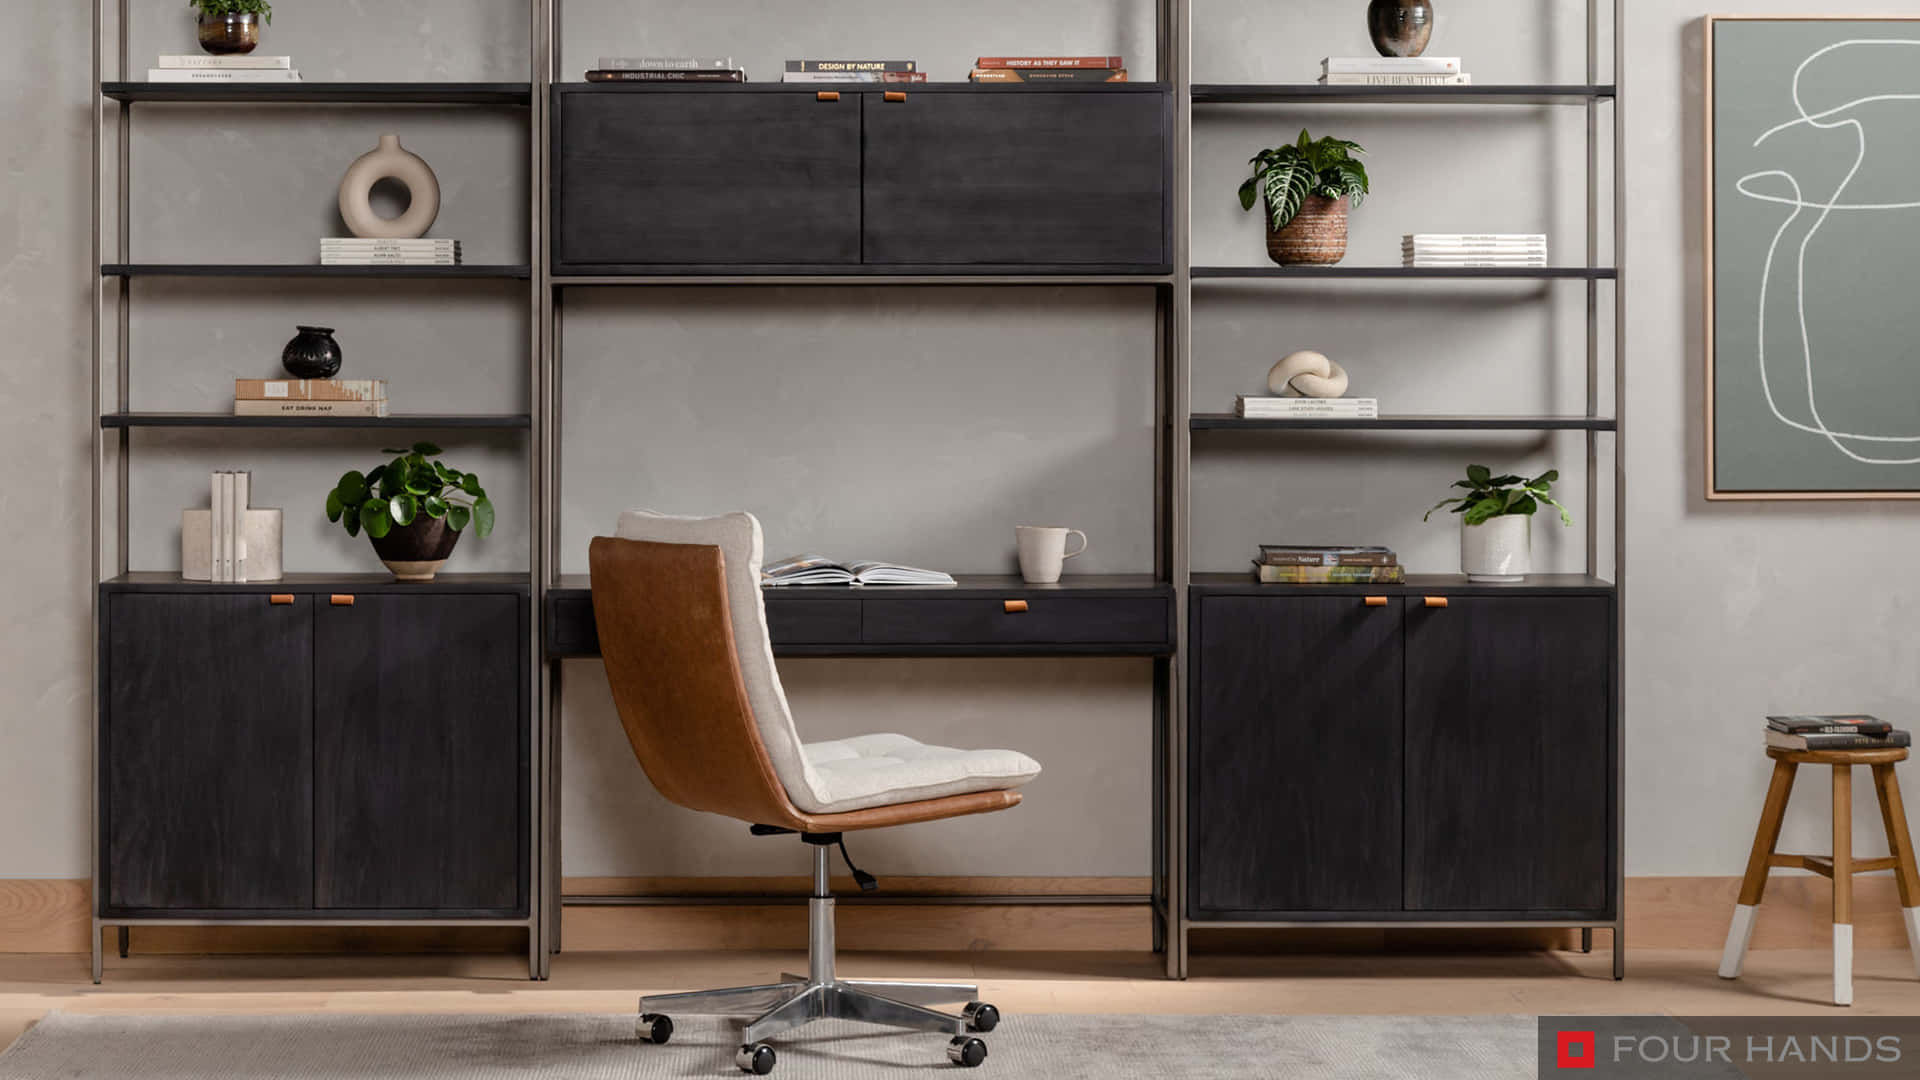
[[369, 517, 462, 582], [282, 326, 342, 379], [1367, 0, 1435, 58], [197, 12, 261, 55]]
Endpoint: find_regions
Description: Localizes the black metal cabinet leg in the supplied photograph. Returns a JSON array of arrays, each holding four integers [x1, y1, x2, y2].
[[1581, 927, 1592, 953], [117, 926, 129, 958]]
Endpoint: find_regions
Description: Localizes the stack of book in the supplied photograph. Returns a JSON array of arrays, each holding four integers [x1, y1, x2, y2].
[[209, 470, 252, 582], [321, 238, 461, 267], [1253, 545, 1405, 584], [1319, 56, 1466, 86], [586, 57, 747, 82], [782, 60, 924, 84], [146, 53, 301, 83], [970, 56, 1127, 83], [1403, 234, 1548, 268], [1765, 715, 1912, 752], [234, 378, 390, 418], [1236, 395, 1379, 420]]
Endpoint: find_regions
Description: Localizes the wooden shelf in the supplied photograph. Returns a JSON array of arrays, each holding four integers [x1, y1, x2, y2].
[[102, 82, 531, 105], [1190, 573, 1616, 595], [1191, 414, 1616, 431], [103, 264, 532, 280], [102, 572, 530, 593], [101, 413, 531, 430], [1193, 84, 1615, 106], [1194, 266, 1614, 280]]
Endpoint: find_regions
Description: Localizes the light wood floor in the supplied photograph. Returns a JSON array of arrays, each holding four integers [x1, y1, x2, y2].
[[6, 946, 1919, 1053]]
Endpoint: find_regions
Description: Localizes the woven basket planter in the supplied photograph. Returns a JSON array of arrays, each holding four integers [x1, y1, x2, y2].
[[1265, 194, 1350, 266]]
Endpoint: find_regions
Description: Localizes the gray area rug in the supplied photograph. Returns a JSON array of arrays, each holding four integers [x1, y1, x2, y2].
[[0, 1011, 1534, 1079]]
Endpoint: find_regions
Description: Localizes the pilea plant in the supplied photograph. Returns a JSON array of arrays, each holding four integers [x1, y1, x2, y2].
[[325, 442, 495, 541], [189, 0, 273, 20], [1424, 464, 1573, 527], [1237, 129, 1370, 231]]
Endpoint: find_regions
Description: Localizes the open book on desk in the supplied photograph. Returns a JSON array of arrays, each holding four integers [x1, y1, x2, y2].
[[762, 554, 957, 587]]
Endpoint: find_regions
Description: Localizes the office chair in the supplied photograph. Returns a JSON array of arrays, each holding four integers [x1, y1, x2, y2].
[[589, 511, 1043, 1074]]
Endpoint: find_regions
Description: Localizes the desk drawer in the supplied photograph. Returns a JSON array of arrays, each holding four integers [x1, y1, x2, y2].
[[861, 595, 1169, 647], [765, 596, 862, 645]]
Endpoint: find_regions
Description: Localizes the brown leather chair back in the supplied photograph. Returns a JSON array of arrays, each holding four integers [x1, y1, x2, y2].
[[588, 536, 808, 830]]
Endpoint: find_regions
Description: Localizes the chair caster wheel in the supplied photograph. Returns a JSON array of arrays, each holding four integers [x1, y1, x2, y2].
[[737, 1042, 776, 1074], [962, 1002, 1000, 1033], [636, 1013, 673, 1044], [948, 1036, 988, 1067]]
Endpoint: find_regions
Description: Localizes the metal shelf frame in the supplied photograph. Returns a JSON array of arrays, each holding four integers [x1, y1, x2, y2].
[[88, 0, 550, 983]]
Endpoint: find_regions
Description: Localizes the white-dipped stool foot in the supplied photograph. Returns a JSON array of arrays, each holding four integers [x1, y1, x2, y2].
[[1904, 908, 1920, 979], [1835, 923, 1854, 1006], [1719, 903, 1758, 979]]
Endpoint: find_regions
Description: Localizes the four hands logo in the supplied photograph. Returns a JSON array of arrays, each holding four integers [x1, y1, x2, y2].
[[1556, 1031, 1597, 1070]]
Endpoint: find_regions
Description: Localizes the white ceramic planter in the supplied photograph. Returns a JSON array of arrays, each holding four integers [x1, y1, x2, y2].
[[1461, 514, 1531, 582]]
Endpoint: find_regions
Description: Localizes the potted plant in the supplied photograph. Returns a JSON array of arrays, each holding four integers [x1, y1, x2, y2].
[[189, 0, 272, 56], [324, 442, 495, 582], [1424, 464, 1571, 582], [1238, 129, 1370, 265]]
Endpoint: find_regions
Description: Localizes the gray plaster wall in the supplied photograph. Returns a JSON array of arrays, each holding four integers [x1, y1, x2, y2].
[[2, 0, 1917, 883]]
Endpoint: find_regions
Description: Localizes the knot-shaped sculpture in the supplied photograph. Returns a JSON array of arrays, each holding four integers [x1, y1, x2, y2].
[[1268, 350, 1350, 398]]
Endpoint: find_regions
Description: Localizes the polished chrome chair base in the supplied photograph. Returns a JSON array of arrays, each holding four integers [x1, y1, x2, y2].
[[635, 841, 997, 1074]]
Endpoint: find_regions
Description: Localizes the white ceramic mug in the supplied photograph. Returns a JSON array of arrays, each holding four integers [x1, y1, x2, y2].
[[1016, 526, 1088, 584]]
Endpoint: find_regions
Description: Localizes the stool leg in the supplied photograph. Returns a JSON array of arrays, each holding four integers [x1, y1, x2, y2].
[[1871, 763, 1920, 979], [1721, 759, 1798, 978], [1834, 765, 1854, 1006]]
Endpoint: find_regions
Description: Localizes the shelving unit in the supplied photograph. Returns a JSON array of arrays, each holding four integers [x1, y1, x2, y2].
[[88, 0, 546, 983], [1192, 83, 1614, 105], [1189, 414, 1617, 431]]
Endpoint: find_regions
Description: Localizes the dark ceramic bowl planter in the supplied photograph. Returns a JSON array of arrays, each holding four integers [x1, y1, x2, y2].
[[197, 12, 261, 55], [1266, 195, 1351, 265], [369, 516, 461, 582]]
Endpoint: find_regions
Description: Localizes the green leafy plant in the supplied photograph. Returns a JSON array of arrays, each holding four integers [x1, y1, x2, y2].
[[189, 0, 272, 22], [1237, 129, 1370, 232], [324, 442, 494, 541], [1424, 465, 1573, 527]]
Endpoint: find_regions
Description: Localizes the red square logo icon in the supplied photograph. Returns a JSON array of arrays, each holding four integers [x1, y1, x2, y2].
[[1557, 1031, 1596, 1069]]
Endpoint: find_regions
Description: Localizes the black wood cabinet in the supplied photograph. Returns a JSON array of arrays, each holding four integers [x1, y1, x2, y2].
[[1189, 588, 1614, 921], [552, 86, 1168, 271], [105, 594, 314, 911], [101, 587, 527, 918], [1403, 597, 1611, 913], [556, 90, 863, 267], [1190, 596, 1403, 917], [861, 91, 1168, 266], [314, 595, 523, 912]]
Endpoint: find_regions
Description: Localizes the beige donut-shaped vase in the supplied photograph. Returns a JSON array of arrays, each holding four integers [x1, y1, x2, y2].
[[1268, 350, 1350, 398], [338, 135, 441, 240]]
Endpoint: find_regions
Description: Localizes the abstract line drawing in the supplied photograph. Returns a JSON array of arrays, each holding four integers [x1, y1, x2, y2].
[[1734, 38, 1920, 466]]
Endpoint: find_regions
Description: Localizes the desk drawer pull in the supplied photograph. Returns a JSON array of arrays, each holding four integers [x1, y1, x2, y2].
[[269, 594, 295, 606], [1363, 596, 1388, 608], [1003, 600, 1029, 614], [1424, 596, 1448, 609], [884, 91, 908, 103], [816, 91, 840, 102], [331, 594, 356, 607]]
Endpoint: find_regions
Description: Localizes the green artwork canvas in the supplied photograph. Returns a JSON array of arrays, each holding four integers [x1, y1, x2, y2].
[[1709, 18, 1920, 497]]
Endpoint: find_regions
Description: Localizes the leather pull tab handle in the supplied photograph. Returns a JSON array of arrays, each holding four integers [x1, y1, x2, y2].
[[1363, 596, 1388, 608], [331, 594, 356, 607], [816, 91, 840, 102], [1004, 600, 1029, 613], [884, 91, 907, 103], [1424, 596, 1449, 609], [269, 594, 295, 606]]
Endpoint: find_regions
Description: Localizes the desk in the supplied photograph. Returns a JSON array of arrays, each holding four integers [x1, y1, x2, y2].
[[546, 574, 1175, 659]]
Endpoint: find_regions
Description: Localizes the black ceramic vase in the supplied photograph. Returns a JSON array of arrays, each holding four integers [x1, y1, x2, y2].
[[1368, 0, 1435, 57], [281, 326, 342, 379]]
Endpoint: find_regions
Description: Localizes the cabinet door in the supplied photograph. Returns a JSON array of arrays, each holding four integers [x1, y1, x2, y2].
[[1403, 597, 1611, 912], [313, 594, 524, 913], [105, 593, 313, 911], [862, 90, 1167, 266], [556, 90, 862, 267], [1190, 595, 1403, 916]]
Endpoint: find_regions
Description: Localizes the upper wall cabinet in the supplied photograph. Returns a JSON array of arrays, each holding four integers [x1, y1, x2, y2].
[[861, 90, 1168, 267], [556, 90, 864, 268], [552, 87, 1170, 273]]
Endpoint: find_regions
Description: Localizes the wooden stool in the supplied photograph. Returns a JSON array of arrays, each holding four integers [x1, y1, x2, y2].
[[1718, 746, 1920, 1005]]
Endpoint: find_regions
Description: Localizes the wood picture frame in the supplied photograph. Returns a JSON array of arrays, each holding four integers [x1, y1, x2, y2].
[[1704, 15, 1920, 500]]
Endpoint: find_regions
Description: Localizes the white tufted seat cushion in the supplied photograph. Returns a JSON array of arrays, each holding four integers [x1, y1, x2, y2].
[[802, 733, 1042, 814]]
